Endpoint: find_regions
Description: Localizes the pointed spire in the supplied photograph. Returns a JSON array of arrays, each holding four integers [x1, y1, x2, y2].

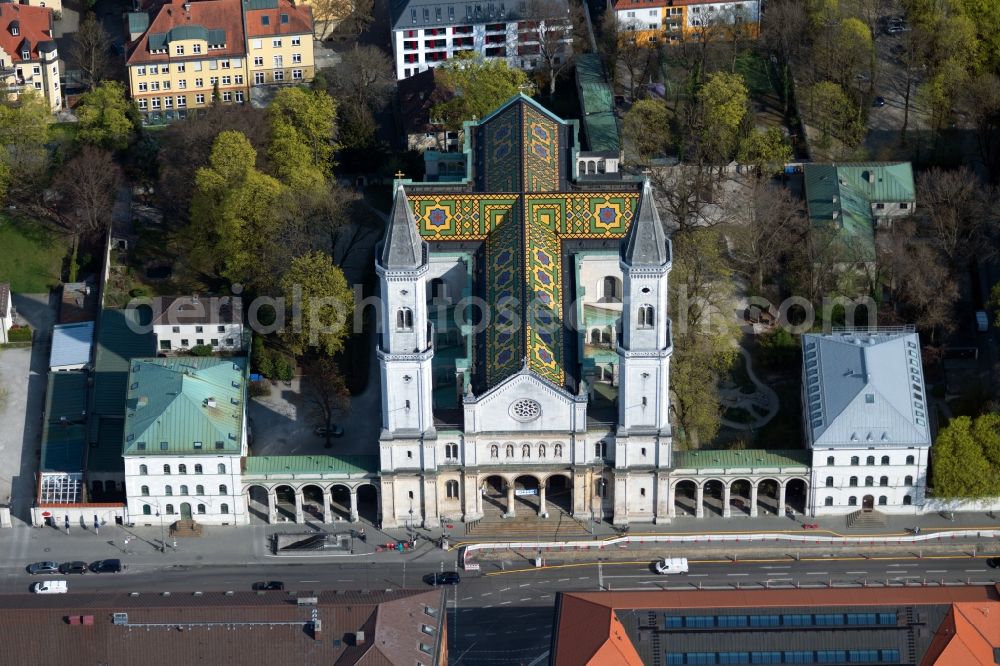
[[380, 185, 426, 270], [622, 179, 669, 267]]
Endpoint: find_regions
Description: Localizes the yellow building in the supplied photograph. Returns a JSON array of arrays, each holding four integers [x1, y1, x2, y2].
[[613, 0, 759, 46], [0, 3, 62, 111], [126, 0, 314, 122]]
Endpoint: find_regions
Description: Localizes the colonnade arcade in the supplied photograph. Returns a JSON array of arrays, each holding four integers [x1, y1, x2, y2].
[[478, 472, 574, 519], [670, 476, 810, 518], [244, 482, 380, 525]]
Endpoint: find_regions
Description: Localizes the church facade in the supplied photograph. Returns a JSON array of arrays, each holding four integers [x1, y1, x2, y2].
[[376, 95, 674, 529]]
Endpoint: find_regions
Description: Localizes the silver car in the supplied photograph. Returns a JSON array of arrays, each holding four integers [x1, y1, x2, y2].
[[27, 561, 59, 575]]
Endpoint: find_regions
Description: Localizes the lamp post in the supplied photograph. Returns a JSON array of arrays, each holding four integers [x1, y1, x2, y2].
[[137, 499, 165, 553]]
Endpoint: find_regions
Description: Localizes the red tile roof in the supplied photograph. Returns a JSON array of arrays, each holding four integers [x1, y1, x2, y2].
[[921, 601, 1000, 666], [127, 0, 246, 65], [0, 4, 54, 64], [244, 0, 312, 38]]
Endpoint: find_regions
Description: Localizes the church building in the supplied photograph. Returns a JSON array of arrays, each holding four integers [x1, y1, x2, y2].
[[376, 94, 673, 529]]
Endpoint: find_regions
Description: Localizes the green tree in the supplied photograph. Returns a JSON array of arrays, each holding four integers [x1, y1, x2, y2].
[[991, 282, 1000, 327], [622, 99, 671, 162], [267, 87, 338, 176], [737, 127, 793, 179], [0, 90, 52, 201], [696, 72, 748, 163], [302, 354, 351, 448], [802, 81, 863, 147], [76, 81, 139, 151], [932, 414, 1000, 498], [280, 250, 354, 357], [432, 53, 534, 130]]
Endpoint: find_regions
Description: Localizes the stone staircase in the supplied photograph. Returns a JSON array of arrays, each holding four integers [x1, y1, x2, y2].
[[169, 519, 204, 537], [846, 509, 887, 529], [464, 511, 591, 539]]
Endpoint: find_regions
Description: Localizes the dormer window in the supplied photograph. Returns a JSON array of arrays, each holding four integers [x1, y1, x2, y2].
[[261, 15, 270, 25], [280, 13, 288, 23], [21, 50, 29, 59], [10, 22, 19, 36]]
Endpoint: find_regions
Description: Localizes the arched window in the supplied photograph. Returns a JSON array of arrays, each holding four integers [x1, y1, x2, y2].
[[880, 456, 890, 465], [179, 464, 187, 475], [165, 485, 173, 495], [596, 478, 608, 498], [197, 504, 206, 514], [850, 456, 859, 466], [490, 444, 499, 459], [141, 485, 150, 496], [195, 464, 203, 475], [849, 477, 858, 487], [595, 441, 607, 458], [879, 476, 888, 487], [864, 476, 873, 486], [590, 329, 601, 344], [905, 455, 915, 465], [180, 485, 189, 495], [878, 496, 888, 505], [221, 503, 229, 514], [163, 464, 171, 474], [824, 497, 834, 506], [219, 485, 227, 495], [522, 444, 530, 458], [143, 505, 152, 515], [601, 276, 621, 302], [904, 475, 913, 486], [538, 444, 546, 458], [165, 504, 175, 515], [848, 496, 857, 506], [827, 456, 835, 465], [824, 477, 833, 487], [638, 304, 654, 329], [554, 443, 562, 457], [196, 485, 204, 495], [866, 456, 875, 465], [218, 464, 226, 474], [396, 308, 414, 331], [505, 444, 514, 458], [902, 495, 912, 505], [139, 464, 148, 476], [446, 480, 459, 498]]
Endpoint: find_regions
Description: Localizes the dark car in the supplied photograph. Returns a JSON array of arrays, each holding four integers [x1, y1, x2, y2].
[[314, 425, 344, 438], [26, 561, 59, 575], [58, 561, 89, 575], [252, 581, 285, 591], [90, 559, 123, 573], [987, 558, 1000, 569], [872, 96, 886, 108], [423, 572, 461, 586]]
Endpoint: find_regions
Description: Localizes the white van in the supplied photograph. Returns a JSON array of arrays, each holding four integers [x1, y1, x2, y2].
[[32, 580, 68, 594], [654, 557, 689, 575]]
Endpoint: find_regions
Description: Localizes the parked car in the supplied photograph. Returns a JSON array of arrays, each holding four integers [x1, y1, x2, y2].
[[32, 580, 68, 594], [872, 96, 886, 108], [252, 581, 285, 591], [986, 558, 999, 569], [423, 572, 461, 586], [26, 561, 59, 575], [801, 523, 820, 530], [58, 561, 89, 575], [314, 424, 344, 438], [90, 559, 123, 573], [654, 557, 690, 575]]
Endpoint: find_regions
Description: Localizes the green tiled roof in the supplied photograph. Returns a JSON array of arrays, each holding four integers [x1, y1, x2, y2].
[[123, 356, 247, 456], [44, 371, 88, 425], [127, 12, 149, 34], [575, 54, 620, 153], [88, 416, 126, 474], [672, 449, 810, 470], [41, 372, 89, 473], [244, 455, 379, 476], [93, 308, 155, 417]]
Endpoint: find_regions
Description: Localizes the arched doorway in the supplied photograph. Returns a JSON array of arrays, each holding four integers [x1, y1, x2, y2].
[[862, 494, 875, 511], [786, 478, 809, 514], [481, 475, 506, 518], [246, 485, 270, 524], [673, 480, 697, 516], [702, 480, 725, 516], [180, 502, 192, 520], [356, 484, 379, 523], [757, 478, 780, 515], [274, 485, 297, 522], [730, 479, 751, 516], [301, 484, 325, 521], [513, 475, 541, 515], [546, 474, 572, 514], [329, 484, 352, 520]]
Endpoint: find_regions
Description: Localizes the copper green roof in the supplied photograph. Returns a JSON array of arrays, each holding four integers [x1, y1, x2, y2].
[[40, 372, 89, 473], [93, 308, 156, 417], [244, 455, 378, 476], [575, 54, 620, 153], [123, 356, 247, 455], [672, 449, 810, 470]]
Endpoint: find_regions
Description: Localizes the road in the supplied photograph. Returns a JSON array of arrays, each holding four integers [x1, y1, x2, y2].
[[5, 553, 999, 665]]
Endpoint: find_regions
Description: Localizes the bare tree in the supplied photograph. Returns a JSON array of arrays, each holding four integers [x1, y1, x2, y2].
[[53, 146, 121, 239], [69, 13, 112, 90], [649, 164, 726, 238], [522, 0, 576, 95], [892, 29, 930, 146], [323, 45, 395, 114], [961, 72, 1000, 184], [758, 0, 808, 116], [917, 167, 999, 271], [302, 355, 351, 449], [312, 0, 373, 38]]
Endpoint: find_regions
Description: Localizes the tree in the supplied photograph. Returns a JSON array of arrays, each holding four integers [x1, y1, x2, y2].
[[649, 165, 723, 237], [622, 99, 671, 162], [916, 167, 998, 271], [961, 72, 1000, 184], [724, 180, 804, 294], [991, 282, 1000, 327], [918, 59, 968, 144], [829, 17, 873, 91], [280, 251, 354, 357], [759, 0, 809, 116], [69, 13, 112, 89], [893, 28, 931, 146], [522, 0, 577, 95], [932, 414, 1000, 499], [52, 146, 121, 242], [432, 53, 534, 130], [737, 127, 793, 179], [615, 33, 656, 102], [310, 0, 358, 39], [321, 45, 395, 116], [0, 90, 51, 202], [302, 354, 351, 448], [802, 81, 863, 147], [696, 71, 748, 164], [76, 81, 139, 151], [267, 87, 338, 176]]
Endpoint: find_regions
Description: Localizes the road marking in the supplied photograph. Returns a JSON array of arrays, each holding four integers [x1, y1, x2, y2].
[[845, 571, 868, 575], [540, 594, 551, 598], [926, 570, 947, 573], [336, 579, 351, 582], [481, 592, 493, 596], [557, 578, 569, 582], [760, 566, 791, 570], [727, 573, 749, 577], [604, 575, 659, 579], [887, 564, 912, 567], [461, 596, 473, 601], [500, 601, 512, 605], [500, 587, 511, 592], [578, 576, 589, 580], [520, 597, 531, 601], [300, 580, 319, 583], [484, 604, 494, 608], [965, 569, 986, 573], [806, 572, 829, 575], [519, 583, 530, 587]]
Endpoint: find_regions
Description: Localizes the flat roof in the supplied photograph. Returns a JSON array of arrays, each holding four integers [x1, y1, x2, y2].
[[244, 455, 379, 476], [672, 449, 810, 471], [50, 321, 94, 369]]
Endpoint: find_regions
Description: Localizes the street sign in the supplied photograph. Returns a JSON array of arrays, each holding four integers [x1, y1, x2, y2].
[[515, 489, 537, 496]]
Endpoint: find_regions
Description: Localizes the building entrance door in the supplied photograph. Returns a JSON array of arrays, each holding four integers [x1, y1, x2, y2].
[[862, 495, 874, 511], [180, 502, 193, 520]]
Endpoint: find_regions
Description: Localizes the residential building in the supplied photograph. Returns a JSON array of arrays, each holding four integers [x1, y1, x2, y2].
[[121, 356, 249, 526], [125, 0, 313, 122], [49, 321, 95, 371], [389, 0, 572, 80], [613, 0, 760, 47], [0, 3, 62, 111], [551, 586, 1000, 665], [150, 295, 244, 353], [804, 162, 916, 263], [0, 590, 448, 665], [803, 328, 931, 516], [0, 282, 12, 343]]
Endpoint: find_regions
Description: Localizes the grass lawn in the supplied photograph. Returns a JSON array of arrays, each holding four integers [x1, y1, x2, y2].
[[0, 214, 68, 292]]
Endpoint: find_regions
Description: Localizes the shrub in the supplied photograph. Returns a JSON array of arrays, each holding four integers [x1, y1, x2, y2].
[[188, 344, 213, 356], [7, 326, 32, 343], [249, 381, 271, 398]]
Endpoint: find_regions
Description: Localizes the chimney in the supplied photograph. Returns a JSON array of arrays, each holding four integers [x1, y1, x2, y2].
[[312, 619, 322, 641], [356, 631, 366, 646]]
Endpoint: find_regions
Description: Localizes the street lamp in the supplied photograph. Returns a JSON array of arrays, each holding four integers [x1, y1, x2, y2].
[[136, 498, 166, 553]]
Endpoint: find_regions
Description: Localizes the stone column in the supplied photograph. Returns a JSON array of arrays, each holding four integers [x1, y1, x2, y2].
[[320, 487, 331, 523], [750, 483, 759, 518], [695, 484, 705, 518], [667, 483, 676, 519], [506, 483, 516, 518], [349, 487, 360, 522], [294, 489, 304, 524], [267, 490, 278, 524], [538, 483, 548, 518], [722, 483, 731, 518], [778, 483, 787, 516]]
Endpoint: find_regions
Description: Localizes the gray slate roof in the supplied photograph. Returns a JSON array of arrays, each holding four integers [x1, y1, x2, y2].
[[390, 0, 567, 31], [803, 330, 930, 448], [49, 321, 94, 369], [622, 180, 670, 266], [381, 185, 427, 270]]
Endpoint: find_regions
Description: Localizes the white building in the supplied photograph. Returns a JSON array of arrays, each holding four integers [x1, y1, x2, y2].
[[0, 283, 12, 343], [151, 296, 244, 353], [122, 356, 248, 526], [389, 0, 572, 80], [803, 328, 931, 516]]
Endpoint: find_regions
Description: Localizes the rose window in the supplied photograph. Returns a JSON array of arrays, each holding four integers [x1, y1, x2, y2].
[[510, 398, 542, 422]]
